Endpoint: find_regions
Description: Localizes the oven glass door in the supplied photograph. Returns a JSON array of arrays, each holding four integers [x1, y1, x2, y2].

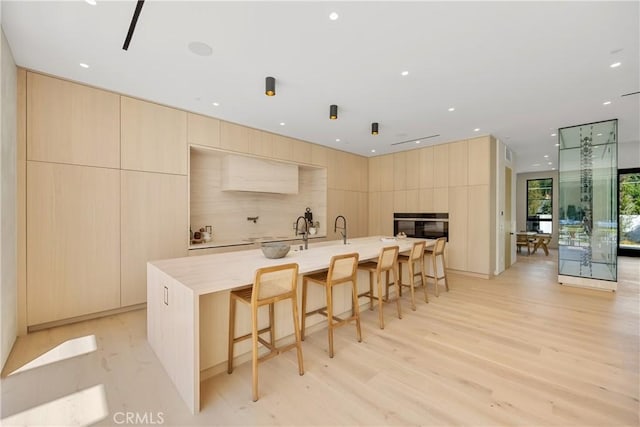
[[395, 220, 416, 236]]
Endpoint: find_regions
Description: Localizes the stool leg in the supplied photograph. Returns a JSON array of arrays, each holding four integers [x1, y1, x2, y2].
[[301, 278, 308, 340], [227, 296, 236, 374], [376, 271, 384, 329], [269, 303, 275, 347], [433, 254, 439, 297], [398, 263, 403, 297], [421, 257, 429, 303], [442, 254, 449, 292], [290, 293, 305, 376], [327, 283, 334, 358], [393, 264, 402, 320], [251, 304, 259, 402], [368, 271, 374, 310], [351, 281, 362, 343], [408, 261, 416, 311]]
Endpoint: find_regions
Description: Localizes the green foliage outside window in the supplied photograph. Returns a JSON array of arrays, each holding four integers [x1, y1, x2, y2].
[[527, 178, 553, 218]]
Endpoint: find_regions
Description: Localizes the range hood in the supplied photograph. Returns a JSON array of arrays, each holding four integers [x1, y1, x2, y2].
[[221, 154, 299, 194]]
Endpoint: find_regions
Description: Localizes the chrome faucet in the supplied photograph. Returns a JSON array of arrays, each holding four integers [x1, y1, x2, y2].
[[334, 215, 347, 245], [295, 216, 309, 250]]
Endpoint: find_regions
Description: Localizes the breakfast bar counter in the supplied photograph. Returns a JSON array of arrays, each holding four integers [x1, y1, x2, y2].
[[147, 236, 431, 413]]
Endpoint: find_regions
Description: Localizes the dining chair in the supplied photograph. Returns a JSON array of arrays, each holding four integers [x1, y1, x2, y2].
[[397, 240, 428, 310], [357, 245, 401, 329], [424, 237, 449, 297]]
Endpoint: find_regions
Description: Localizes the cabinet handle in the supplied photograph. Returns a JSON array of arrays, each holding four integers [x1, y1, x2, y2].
[[163, 286, 168, 305]]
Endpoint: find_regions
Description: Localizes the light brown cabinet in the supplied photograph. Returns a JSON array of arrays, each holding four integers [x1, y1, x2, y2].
[[447, 186, 468, 271], [434, 144, 449, 188], [121, 97, 187, 175], [187, 113, 220, 148], [467, 185, 490, 274], [448, 140, 468, 187], [121, 170, 188, 306], [26, 162, 121, 326], [220, 121, 250, 153], [468, 136, 491, 185], [26, 72, 120, 168]]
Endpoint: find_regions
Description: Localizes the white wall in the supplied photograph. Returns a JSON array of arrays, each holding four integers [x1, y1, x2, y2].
[[619, 141, 640, 169], [0, 26, 18, 370]]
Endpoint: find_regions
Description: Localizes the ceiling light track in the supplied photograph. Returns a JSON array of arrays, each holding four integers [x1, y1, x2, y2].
[[391, 134, 440, 146], [122, 0, 145, 51]]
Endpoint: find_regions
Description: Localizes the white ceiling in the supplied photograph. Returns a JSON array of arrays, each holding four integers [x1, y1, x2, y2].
[[2, 1, 639, 173]]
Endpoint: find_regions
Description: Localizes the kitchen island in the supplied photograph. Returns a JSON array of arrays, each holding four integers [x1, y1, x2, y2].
[[147, 236, 432, 413]]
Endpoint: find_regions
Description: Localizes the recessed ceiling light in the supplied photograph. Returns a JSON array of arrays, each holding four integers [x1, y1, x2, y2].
[[212, 102, 220, 106], [555, 143, 560, 147], [329, 12, 339, 20], [335, 138, 341, 142], [610, 62, 621, 68], [551, 133, 557, 137], [532, 163, 541, 167], [401, 71, 409, 76], [415, 140, 421, 144], [603, 101, 611, 105], [473, 128, 480, 132], [279, 122, 285, 126], [79, 62, 89, 68], [448, 107, 455, 112], [85, 0, 96, 5], [544, 155, 549, 158], [552, 167, 556, 170], [371, 149, 376, 153], [548, 162, 553, 165]]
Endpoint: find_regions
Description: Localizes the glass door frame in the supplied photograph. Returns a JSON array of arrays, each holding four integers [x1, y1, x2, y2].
[[618, 167, 640, 257]]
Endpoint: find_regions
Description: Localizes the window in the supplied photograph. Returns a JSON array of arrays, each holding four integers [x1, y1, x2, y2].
[[527, 178, 553, 233]]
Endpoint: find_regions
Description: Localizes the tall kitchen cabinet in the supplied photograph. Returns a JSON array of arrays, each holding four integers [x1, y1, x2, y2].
[[120, 98, 188, 306], [22, 72, 188, 328], [25, 73, 121, 325], [368, 136, 495, 277]]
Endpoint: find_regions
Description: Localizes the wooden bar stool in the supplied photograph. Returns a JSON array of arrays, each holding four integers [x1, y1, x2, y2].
[[227, 263, 304, 402], [357, 245, 401, 329], [397, 240, 428, 310], [425, 237, 449, 296], [301, 252, 361, 358]]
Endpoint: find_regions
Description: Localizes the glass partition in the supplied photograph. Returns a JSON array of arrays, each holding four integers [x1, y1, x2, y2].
[[558, 119, 617, 289]]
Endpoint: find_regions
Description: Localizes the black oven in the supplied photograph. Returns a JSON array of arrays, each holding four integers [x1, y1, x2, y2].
[[393, 213, 448, 240]]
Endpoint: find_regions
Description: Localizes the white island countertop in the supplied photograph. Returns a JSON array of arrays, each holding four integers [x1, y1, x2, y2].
[[152, 236, 431, 296]]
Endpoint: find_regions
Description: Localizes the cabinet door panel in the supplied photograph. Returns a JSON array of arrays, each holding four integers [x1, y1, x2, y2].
[[27, 162, 120, 325], [27, 72, 120, 168], [393, 152, 407, 191], [121, 171, 188, 306], [419, 147, 434, 189], [468, 136, 490, 185], [220, 121, 249, 153], [448, 186, 468, 271], [448, 140, 468, 187], [434, 145, 449, 188], [187, 113, 220, 148], [467, 185, 490, 274], [121, 97, 187, 175]]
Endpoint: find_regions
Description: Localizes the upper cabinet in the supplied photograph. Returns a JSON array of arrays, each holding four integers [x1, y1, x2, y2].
[[121, 97, 187, 175], [27, 72, 120, 168], [187, 113, 220, 148], [448, 140, 468, 187], [220, 121, 249, 153], [467, 136, 491, 185]]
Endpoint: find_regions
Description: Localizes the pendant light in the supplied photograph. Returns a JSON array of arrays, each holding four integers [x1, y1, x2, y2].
[[265, 76, 276, 96], [330, 105, 338, 120], [371, 122, 379, 135]]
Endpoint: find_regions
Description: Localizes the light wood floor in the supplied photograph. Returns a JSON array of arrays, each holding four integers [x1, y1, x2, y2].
[[2, 252, 639, 426]]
